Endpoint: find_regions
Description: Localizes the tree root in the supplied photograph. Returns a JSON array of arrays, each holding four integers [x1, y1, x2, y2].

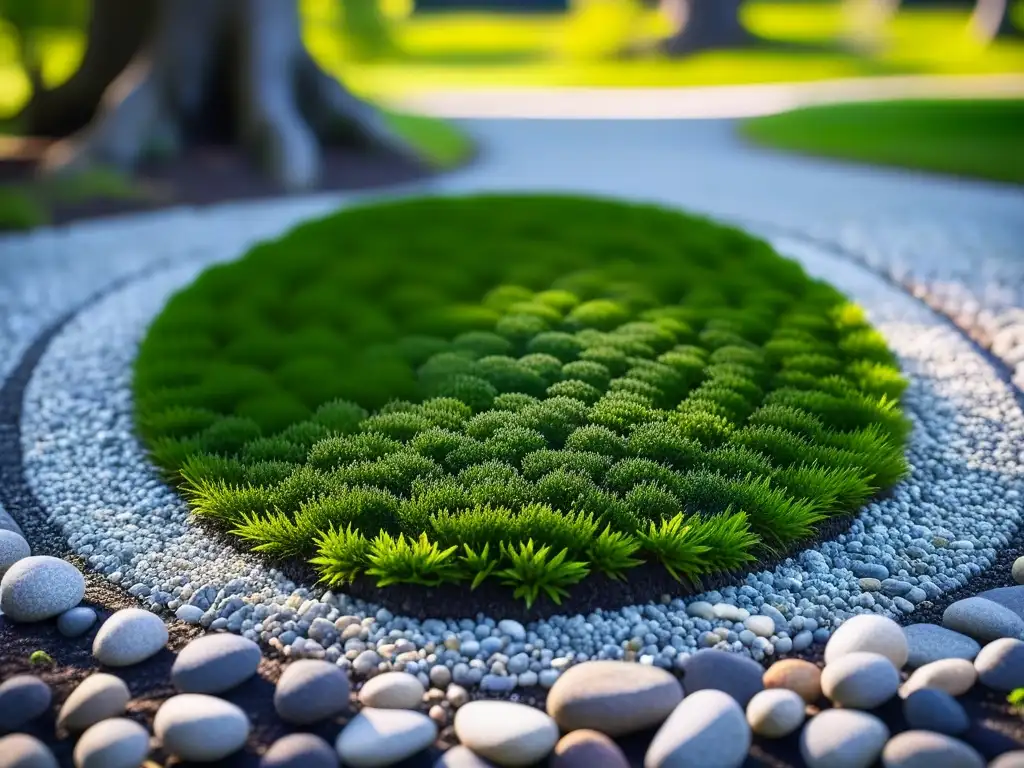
[[42, 0, 417, 191]]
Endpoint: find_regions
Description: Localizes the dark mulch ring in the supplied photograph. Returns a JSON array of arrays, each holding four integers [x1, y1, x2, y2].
[[0, 137, 433, 228], [2, 537, 1023, 768]]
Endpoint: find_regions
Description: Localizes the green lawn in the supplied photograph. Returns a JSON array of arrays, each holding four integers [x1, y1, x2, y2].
[[742, 98, 1024, 184], [133, 194, 909, 608]]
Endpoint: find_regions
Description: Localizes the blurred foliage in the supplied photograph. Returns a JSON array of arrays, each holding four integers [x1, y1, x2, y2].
[[0, 0, 85, 74], [743, 98, 1024, 184], [561, 0, 646, 61]]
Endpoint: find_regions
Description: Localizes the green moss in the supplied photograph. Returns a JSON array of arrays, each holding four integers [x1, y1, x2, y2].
[[135, 194, 908, 606]]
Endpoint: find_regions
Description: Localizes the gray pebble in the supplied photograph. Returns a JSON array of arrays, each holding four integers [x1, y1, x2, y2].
[[974, 638, 1024, 691], [274, 659, 350, 724], [171, 633, 261, 693], [260, 733, 339, 768], [903, 689, 969, 735], [57, 607, 98, 638], [881, 730, 984, 768], [0, 675, 52, 731], [0, 733, 58, 768]]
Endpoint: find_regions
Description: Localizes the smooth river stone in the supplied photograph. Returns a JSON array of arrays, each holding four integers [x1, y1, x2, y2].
[[800, 709, 889, 768], [903, 624, 981, 668], [0, 733, 59, 768], [763, 659, 822, 704], [902, 689, 970, 735], [900, 659, 977, 698], [678, 649, 764, 707], [0, 556, 85, 622], [545, 660, 683, 737], [645, 689, 750, 768], [57, 606, 98, 638], [357, 672, 425, 710], [975, 637, 1024, 691], [942, 597, 1024, 642], [881, 730, 984, 768], [824, 614, 909, 669], [57, 673, 130, 732], [260, 733, 339, 768], [171, 633, 261, 693], [335, 708, 436, 768], [274, 659, 350, 724], [745, 688, 806, 738], [455, 700, 558, 767], [0, 530, 30, 578], [551, 730, 630, 768], [433, 745, 497, 767], [821, 652, 900, 709], [977, 586, 1024, 621], [73, 718, 150, 768], [92, 608, 168, 666], [154, 694, 250, 762], [0, 675, 52, 731]]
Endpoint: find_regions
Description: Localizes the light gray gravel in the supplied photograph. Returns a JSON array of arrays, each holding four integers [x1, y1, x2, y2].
[[5, 118, 1024, 690]]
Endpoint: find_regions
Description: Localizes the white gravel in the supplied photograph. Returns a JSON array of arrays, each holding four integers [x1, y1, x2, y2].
[[16, 214, 1024, 688]]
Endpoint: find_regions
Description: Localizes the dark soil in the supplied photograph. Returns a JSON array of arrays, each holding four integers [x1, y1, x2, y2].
[[0, 138, 431, 228]]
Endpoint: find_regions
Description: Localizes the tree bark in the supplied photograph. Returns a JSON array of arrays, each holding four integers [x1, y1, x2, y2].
[[663, 0, 758, 56], [38, 0, 417, 190], [971, 0, 1023, 40]]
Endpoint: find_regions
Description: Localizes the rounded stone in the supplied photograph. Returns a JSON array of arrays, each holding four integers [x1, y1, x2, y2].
[[645, 689, 750, 768], [0, 556, 85, 622], [821, 652, 900, 709], [942, 597, 1024, 643], [58, 673, 131, 732], [73, 717, 150, 768], [57, 607, 98, 639], [744, 615, 775, 638], [902, 689, 969, 735], [974, 637, 1024, 691], [0, 530, 31, 578], [545, 660, 683, 737], [455, 700, 558, 767], [800, 709, 889, 768], [274, 659, 350, 724], [260, 733, 339, 768], [824, 615, 909, 669], [746, 688, 806, 738], [171, 633, 261, 693], [900, 659, 977, 698], [154, 693, 250, 762], [335, 708, 436, 768], [551, 729, 629, 768], [990, 752, 1024, 768], [763, 658, 822, 704], [0, 733, 59, 768], [678, 648, 764, 707], [358, 672, 425, 710], [92, 608, 168, 667], [903, 624, 981, 668], [880, 731, 984, 768], [0, 675, 52, 731], [1013, 557, 1024, 586], [433, 745, 497, 767]]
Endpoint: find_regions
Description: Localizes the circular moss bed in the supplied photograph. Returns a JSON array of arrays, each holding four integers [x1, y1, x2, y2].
[[135, 195, 909, 614]]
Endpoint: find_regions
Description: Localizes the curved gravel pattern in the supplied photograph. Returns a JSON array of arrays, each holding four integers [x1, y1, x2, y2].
[[17, 218, 1024, 689]]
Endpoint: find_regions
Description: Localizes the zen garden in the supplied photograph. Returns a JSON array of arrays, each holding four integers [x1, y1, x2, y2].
[[0, 0, 1022, 766]]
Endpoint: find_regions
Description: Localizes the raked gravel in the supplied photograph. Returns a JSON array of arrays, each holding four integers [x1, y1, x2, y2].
[[16, 220, 1024, 689]]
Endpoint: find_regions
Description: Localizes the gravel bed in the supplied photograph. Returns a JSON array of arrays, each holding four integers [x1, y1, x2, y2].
[[13, 224, 1022, 693]]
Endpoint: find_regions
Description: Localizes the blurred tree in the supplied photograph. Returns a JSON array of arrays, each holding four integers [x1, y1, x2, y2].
[[17, 0, 414, 190], [662, 0, 758, 55]]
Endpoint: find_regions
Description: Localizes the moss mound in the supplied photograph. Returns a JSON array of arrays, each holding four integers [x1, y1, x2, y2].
[[135, 194, 909, 608]]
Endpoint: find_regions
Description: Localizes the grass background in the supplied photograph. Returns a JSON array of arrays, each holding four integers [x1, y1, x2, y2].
[[133, 194, 910, 608], [742, 98, 1024, 184]]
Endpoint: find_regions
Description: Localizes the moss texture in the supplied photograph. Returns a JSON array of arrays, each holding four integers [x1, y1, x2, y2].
[[135, 194, 909, 607]]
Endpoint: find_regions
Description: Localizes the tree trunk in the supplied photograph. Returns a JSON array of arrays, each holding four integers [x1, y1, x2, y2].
[[663, 0, 757, 56], [971, 0, 1023, 40], [38, 0, 417, 191]]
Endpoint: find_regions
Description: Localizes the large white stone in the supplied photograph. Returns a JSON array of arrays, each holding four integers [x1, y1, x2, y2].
[[900, 659, 977, 698], [800, 709, 889, 768], [645, 689, 750, 768], [357, 672, 425, 710], [746, 688, 806, 738], [0, 556, 85, 622], [73, 718, 150, 768], [0, 530, 31, 578], [171, 633, 261, 693], [454, 700, 558, 766], [58, 673, 131, 732], [824, 614, 908, 669], [821, 652, 900, 709], [154, 694, 249, 762], [335, 708, 436, 768], [93, 608, 168, 666], [0, 733, 58, 768]]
